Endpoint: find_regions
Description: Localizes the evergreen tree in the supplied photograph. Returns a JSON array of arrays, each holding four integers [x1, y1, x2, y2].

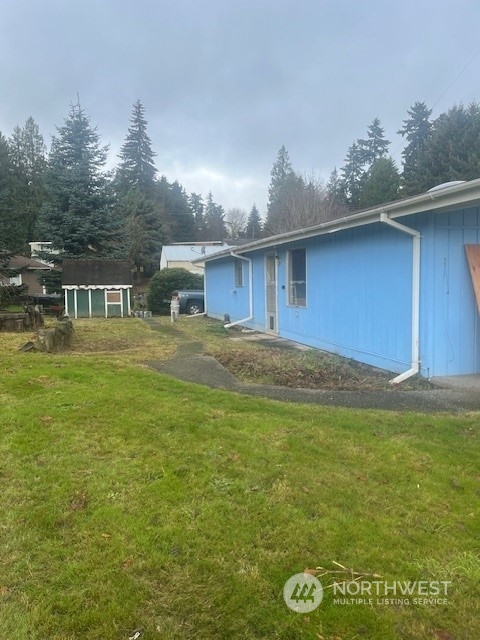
[[359, 157, 400, 208], [120, 189, 165, 279], [38, 102, 117, 259], [245, 203, 262, 239], [167, 181, 196, 241], [408, 103, 480, 193], [116, 100, 156, 195], [204, 192, 227, 240], [398, 101, 433, 196], [264, 146, 304, 235], [0, 132, 22, 253], [8, 117, 47, 243], [357, 117, 390, 166], [189, 192, 205, 240], [340, 142, 365, 209], [326, 167, 344, 202]]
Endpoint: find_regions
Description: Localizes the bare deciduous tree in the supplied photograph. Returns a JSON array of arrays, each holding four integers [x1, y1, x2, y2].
[[225, 207, 247, 238]]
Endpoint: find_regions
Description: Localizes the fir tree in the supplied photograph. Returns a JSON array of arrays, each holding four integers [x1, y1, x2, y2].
[[0, 132, 22, 253], [264, 146, 300, 235], [413, 103, 480, 193], [359, 157, 400, 208], [116, 100, 156, 195], [398, 101, 433, 196], [8, 117, 47, 243], [357, 117, 390, 166], [168, 181, 196, 241], [340, 142, 365, 209], [120, 189, 165, 279], [38, 101, 117, 259], [245, 203, 262, 239], [189, 192, 205, 240], [204, 192, 227, 240]]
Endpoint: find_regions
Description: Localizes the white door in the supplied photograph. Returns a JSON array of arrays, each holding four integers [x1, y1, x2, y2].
[[265, 254, 278, 333]]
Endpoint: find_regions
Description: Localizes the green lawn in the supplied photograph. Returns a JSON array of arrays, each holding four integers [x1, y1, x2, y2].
[[0, 318, 478, 639]]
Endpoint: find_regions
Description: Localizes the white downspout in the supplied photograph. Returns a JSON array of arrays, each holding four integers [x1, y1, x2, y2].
[[224, 253, 253, 328], [380, 213, 421, 385]]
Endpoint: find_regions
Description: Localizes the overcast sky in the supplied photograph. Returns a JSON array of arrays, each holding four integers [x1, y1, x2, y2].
[[2, 0, 480, 215]]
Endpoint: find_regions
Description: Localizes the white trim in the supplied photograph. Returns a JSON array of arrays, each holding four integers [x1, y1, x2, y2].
[[264, 253, 278, 334], [62, 284, 132, 290]]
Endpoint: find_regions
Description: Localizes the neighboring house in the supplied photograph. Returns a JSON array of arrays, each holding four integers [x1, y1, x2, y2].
[[200, 179, 480, 380], [29, 241, 60, 267], [0, 255, 51, 295], [160, 242, 233, 274], [62, 259, 132, 318]]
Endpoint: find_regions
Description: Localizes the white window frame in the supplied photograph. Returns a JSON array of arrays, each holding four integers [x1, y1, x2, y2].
[[234, 258, 244, 287], [287, 248, 307, 307]]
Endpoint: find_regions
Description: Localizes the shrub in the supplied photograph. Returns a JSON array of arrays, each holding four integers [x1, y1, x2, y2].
[[147, 268, 204, 314]]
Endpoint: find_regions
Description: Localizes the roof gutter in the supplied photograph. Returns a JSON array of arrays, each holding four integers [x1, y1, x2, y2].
[[197, 178, 480, 264], [380, 213, 421, 384], [224, 252, 253, 328]]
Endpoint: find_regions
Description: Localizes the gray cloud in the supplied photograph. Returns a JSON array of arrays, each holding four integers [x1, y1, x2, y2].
[[2, 0, 480, 214]]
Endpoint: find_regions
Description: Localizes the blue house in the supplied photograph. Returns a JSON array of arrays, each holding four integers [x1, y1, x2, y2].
[[200, 179, 480, 381]]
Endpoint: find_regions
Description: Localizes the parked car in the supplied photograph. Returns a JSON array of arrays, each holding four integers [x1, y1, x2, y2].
[[172, 290, 205, 315]]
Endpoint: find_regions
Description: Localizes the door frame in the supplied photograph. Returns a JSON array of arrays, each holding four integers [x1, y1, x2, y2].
[[265, 253, 278, 333]]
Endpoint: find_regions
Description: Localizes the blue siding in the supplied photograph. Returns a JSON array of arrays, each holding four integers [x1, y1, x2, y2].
[[274, 224, 412, 373], [204, 206, 480, 378], [205, 255, 267, 330], [415, 207, 480, 376]]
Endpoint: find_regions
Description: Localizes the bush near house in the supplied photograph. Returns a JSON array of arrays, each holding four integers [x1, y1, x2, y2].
[[147, 267, 204, 314]]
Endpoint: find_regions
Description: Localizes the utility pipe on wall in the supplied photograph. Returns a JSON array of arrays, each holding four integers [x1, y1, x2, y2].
[[224, 252, 253, 328], [380, 213, 421, 384]]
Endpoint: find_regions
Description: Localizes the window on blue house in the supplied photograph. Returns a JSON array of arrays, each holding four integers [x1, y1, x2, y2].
[[288, 248, 306, 306], [235, 259, 243, 287]]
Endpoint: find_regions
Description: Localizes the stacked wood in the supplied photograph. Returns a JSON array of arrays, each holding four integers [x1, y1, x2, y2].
[[0, 306, 44, 332], [0, 313, 29, 332]]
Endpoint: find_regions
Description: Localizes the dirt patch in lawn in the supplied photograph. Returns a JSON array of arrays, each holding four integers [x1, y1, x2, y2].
[[208, 343, 432, 391]]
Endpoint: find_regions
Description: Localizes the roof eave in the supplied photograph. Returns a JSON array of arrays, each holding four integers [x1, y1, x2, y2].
[[197, 178, 480, 263]]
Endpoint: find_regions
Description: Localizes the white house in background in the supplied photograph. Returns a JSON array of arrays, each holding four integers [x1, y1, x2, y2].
[[29, 241, 60, 267], [160, 242, 233, 274]]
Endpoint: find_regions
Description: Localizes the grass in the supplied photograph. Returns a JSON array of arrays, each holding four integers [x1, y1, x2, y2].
[[0, 318, 479, 639]]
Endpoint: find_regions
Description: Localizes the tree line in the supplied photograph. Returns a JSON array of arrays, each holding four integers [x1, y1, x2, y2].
[[263, 101, 480, 235], [0, 100, 231, 282], [2, 98, 480, 278]]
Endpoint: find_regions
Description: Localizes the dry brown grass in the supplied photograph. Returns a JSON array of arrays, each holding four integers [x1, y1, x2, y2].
[[0, 317, 176, 365]]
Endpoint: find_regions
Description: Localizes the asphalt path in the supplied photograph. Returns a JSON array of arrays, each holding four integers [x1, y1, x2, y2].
[[144, 319, 480, 414]]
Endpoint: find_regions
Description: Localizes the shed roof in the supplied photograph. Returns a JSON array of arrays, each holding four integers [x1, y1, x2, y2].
[[62, 259, 132, 286]]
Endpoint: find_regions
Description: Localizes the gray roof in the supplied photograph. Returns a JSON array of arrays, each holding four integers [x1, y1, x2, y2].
[[62, 259, 132, 286]]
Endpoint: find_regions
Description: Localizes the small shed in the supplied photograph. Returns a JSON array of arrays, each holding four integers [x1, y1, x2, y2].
[[62, 259, 132, 318]]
